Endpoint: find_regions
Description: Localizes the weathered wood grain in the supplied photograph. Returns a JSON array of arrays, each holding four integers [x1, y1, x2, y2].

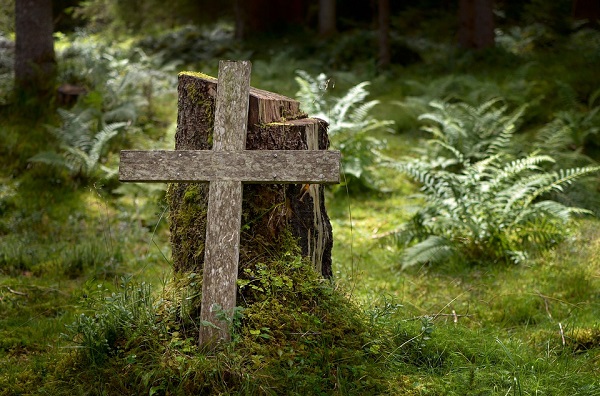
[[119, 150, 340, 183], [199, 60, 251, 345], [176, 71, 302, 130], [200, 179, 243, 345]]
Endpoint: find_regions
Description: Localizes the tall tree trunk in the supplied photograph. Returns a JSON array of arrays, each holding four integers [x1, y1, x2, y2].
[[458, 0, 495, 50], [234, 0, 308, 40], [234, 0, 246, 40], [573, 0, 600, 22], [378, 0, 391, 69], [318, 0, 336, 37], [15, 0, 56, 93]]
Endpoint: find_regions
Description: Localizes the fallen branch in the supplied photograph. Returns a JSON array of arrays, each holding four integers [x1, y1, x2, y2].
[[5, 286, 28, 296], [404, 313, 473, 322]]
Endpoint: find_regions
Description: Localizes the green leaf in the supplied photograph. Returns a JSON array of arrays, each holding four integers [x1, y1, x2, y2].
[[401, 236, 456, 269]]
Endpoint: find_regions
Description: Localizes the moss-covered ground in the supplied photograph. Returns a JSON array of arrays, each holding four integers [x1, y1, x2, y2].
[[1, 19, 600, 395]]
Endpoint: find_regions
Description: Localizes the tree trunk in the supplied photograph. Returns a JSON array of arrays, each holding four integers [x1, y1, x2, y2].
[[318, 0, 337, 37], [167, 72, 334, 279], [573, 0, 600, 22], [15, 0, 56, 93], [458, 0, 495, 50], [378, 0, 391, 69], [234, 0, 308, 39]]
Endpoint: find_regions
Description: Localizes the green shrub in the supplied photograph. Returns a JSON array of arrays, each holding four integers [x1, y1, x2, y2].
[[393, 99, 600, 268], [23, 34, 179, 185], [136, 24, 237, 67], [58, 35, 175, 124]]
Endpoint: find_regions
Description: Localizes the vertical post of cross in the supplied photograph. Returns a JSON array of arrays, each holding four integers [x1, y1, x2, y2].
[[199, 61, 252, 346]]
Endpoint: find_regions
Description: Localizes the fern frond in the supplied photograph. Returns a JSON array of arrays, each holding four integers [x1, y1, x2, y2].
[[87, 122, 127, 171], [358, 119, 395, 134], [295, 71, 394, 190], [395, 98, 598, 268], [61, 145, 89, 174], [531, 200, 592, 222], [29, 151, 79, 173], [526, 166, 600, 206], [401, 236, 456, 269], [428, 140, 465, 163], [99, 164, 119, 179], [349, 100, 379, 123], [51, 108, 99, 150], [490, 154, 555, 189], [103, 103, 137, 123], [294, 71, 328, 116], [331, 81, 371, 123], [535, 119, 573, 152], [479, 97, 506, 113], [500, 172, 556, 213]]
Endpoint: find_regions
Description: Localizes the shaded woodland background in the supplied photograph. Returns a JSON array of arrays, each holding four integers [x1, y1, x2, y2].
[[1, 0, 600, 395], [8, 0, 600, 97]]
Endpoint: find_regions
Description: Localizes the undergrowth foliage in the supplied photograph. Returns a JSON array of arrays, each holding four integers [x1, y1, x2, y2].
[[27, 36, 176, 184], [62, 277, 163, 365], [29, 109, 128, 180], [393, 99, 600, 268], [295, 70, 394, 190], [55, 251, 409, 394]]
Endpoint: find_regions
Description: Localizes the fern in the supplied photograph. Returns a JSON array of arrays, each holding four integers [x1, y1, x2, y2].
[[295, 71, 394, 190], [416, 99, 525, 164], [29, 109, 127, 180], [401, 236, 457, 269], [393, 100, 600, 268], [58, 36, 175, 124], [533, 107, 600, 213]]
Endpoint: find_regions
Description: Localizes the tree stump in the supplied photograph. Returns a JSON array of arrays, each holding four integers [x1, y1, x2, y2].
[[167, 72, 334, 278], [57, 84, 87, 106]]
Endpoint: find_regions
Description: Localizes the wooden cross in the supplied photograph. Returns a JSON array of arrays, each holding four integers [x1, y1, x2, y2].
[[119, 61, 340, 346]]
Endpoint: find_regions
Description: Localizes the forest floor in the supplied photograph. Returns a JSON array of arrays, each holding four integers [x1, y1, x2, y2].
[[1, 23, 600, 395]]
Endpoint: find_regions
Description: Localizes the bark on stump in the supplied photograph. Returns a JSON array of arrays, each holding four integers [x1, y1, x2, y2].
[[167, 72, 333, 279]]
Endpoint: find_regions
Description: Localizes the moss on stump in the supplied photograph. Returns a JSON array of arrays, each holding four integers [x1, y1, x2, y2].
[[167, 72, 334, 278]]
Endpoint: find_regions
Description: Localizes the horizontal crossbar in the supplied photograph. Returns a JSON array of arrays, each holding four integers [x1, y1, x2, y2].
[[119, 150, 340, 184]]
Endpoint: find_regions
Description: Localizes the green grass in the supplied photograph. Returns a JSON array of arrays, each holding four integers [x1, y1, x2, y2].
[[328, 185, 600, 394], [1, 23, 600, 395]]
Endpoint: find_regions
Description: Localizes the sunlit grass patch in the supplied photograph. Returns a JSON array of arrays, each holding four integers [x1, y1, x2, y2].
[[328, 153, 600, 393]]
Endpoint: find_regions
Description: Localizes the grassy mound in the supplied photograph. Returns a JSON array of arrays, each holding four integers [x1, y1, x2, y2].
[[47, 250, 405, 395]]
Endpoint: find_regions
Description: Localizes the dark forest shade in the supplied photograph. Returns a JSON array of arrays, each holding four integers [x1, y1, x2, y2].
[[378, 0, 391, 69], [458, 0, 495, 49], [15, 0, 56, 92], [318, 0, 337, 37], [573, 0, 600, 22], [234, 0, 308, 39]]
